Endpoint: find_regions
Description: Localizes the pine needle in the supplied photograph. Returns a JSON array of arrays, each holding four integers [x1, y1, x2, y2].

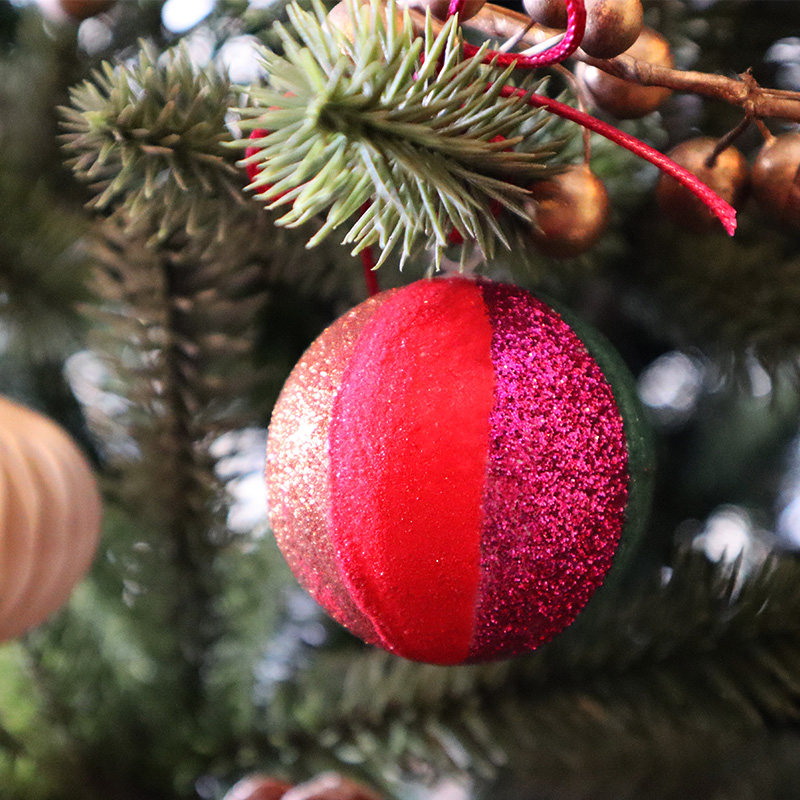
[[233, 0, 562, 266], [60, 42, 240, 230]]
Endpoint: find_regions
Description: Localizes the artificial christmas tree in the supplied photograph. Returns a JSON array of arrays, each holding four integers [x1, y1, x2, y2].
[[2, 0, 800, 799]]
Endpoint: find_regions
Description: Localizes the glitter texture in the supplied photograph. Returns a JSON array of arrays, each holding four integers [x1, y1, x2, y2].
[[266, 277, 636, 665], [468, 280, 629, 660], [265, 291, 396, 646]]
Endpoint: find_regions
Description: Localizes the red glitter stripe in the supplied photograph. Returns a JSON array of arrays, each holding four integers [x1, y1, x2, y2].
[[467, 281, 629, 662], [328, 278, 494, 664]]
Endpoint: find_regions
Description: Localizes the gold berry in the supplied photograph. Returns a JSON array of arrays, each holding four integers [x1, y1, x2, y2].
[[525, 164, 610, 259], [581, 0, 643, 59], [523, 0, 643, 59], [397, 0, 486, 22], [576, 27, 673, 119], [655, 137, 750, 233], [752, 132, 800, 229], [522, 0, 572, 28]]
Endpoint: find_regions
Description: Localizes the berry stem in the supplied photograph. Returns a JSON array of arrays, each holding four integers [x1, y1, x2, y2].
[[755, 119, 774, 143], [704, 116, 751, 169], [497, 18, 537, 53], [409, 4, 800, 123], [553, 64, 593, 162]]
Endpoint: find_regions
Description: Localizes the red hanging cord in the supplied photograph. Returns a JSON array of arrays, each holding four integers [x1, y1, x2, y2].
[[359, 203, 380, 296], [361, 245, 381, 296], [499, 85, 737, 234]]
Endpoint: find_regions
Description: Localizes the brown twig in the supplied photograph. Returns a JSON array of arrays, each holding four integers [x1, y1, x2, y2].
[[408, 4, 800, 123], [705, 116, 752, 168]]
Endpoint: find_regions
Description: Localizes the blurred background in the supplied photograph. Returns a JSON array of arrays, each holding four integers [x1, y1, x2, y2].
[[2, 1, 800, 798]]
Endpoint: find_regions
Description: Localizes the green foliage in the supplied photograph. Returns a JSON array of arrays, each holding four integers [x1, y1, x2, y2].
[[84, 203, 277, 720], [235, 0, 561, 266], [263, 550, 800, 798], [61, 42, 242, 236], [0, 645, 66, 800], [0, 177, 90, 360], [630, 214, 800, 378], [0, 6, 93, 363], [5, 1, 800, 799], [15, 504, 286, 800], [215, 0, 336, 53]]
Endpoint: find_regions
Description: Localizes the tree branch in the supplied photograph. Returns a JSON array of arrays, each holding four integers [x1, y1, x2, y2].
[[409, 4, 800, 123]]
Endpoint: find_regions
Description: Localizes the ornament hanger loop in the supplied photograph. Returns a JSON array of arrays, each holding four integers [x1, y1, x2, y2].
[[453, 0, 587, 68]]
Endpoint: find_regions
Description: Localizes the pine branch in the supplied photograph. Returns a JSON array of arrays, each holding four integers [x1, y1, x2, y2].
[[60, 42, 242, 231], [85, 202, 276, 714], [263, 551, 800, 795], [234, 0, 564, 267]]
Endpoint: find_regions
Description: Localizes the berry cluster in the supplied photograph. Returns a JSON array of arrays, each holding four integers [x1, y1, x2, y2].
[[656, 132, 800, 234]]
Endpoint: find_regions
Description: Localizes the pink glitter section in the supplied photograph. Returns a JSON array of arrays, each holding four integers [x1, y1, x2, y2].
[[468, 282, 629, 662]]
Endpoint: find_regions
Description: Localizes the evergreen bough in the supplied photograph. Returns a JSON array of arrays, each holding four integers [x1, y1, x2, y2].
[[234, 0, 562, 266]]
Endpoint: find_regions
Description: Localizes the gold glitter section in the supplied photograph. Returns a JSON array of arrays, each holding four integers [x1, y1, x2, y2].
[[266, 291, 396, 644]]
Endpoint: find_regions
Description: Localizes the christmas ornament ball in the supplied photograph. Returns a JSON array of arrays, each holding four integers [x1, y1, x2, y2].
[[0, 397, 102, 641], [245, 130, 268, 185], [244, 129, 295, 205], [283, 773, 383, 800], [327, 0, 406, 42], [266, 278, 652, 665], [223, 775, 293, 800]]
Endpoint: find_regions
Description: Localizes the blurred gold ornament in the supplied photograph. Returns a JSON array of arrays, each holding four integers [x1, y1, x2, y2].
[[0, 397, 101, 641]]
